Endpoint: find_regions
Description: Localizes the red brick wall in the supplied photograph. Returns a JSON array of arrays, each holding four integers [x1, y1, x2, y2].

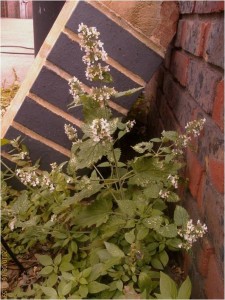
[[147, 1, 224, 298]]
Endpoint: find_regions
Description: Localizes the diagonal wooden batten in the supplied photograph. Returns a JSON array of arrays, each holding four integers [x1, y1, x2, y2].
[[12, 121, 71, 157], [87, 0, 165, 58], [1, 0, 79, 138], [28, 92, 84, 128], [63, 27, 146, 87], [45, 60, 128, 116]]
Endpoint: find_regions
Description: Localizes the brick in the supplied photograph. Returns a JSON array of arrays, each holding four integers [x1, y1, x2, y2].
[[170, 50, 190, 86], [204, 255, 224, 299], [195, 1, 224, 13], [203, 17, 224, 69], [187, 59, 222, 114], [163, 72, 198, 128], [174, 19, 185, 48], [204, 180, 224, 269], [196, 173, 206, 216], [178, 1, 195, 14], [197, 238, 215, 277], [212, 80, 224, 132], [182, 20, 209, 57], [186, 149, 205, 198], [208, 156, 224, 194]]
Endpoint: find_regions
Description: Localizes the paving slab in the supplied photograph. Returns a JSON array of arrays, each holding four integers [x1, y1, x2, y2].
[[0, 18, 34, 87]]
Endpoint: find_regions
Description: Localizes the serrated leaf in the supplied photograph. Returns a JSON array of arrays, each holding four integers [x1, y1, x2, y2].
[[174, 206, 190, 227], [41, 286, 58, 299], [39, 265, 53, 275], [125, 229, 135, 244], [114, 87, 143, 98], [143, 216, 163, 230], [61, 282, 73, 296], [159, 272, 178, 299], [156, 224, 177, 238], [12, 192, 30, 215], [104, 242, 125, 258], [78, 284, 88, 298], [47, 273, 58, 287], [167, 192, 180, 202], [70, 241, 78, 254], [136, 226, 149, 241], [59, 262, 74, 272], [143, 184, 160, 199], [35, 254, 53, 266], [88, 281, 109, 294], [161, 130, 178, 142], [116, 200, 136, 217], [177, 276, 192, 299], [75, 197, 112, 227], [54, 253, 62, 266]]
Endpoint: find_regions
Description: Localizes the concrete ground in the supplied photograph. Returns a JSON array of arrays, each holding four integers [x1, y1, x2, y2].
[[0, 18, 34, 87]]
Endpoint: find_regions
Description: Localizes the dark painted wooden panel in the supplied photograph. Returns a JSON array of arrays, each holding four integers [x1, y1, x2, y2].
[[14, 97, 82, 149], [30, 66, 83, 119], [4, 127, 68, 171], [66, 1, 162, 81]]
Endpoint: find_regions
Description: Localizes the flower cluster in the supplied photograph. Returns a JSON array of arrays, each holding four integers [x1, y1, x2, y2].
[[159, 190, 170, 199], [125, 120, 136, 132], [16, 169, 55, 191], [16, 169, 40, 187], [178, 219, 207, 251], [90, 118, 112, 144], [68, 77, 85, 106], [185, 118, 206, 137], [64, 124, 78, 141], [78, 23, 110, 81], [167, 174, 179, 189], [175, 118, 206, 149], [90, 86, 116, 107]]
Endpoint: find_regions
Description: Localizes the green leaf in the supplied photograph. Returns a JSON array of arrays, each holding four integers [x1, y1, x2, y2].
[[12, 192, 30, 215], [151, 257, 163, 270], [97, 162, 111, 167], [174, 206, 189, 227], [116, 200, 136, 217], [35, 254, 53, 266], [78, 284, 88, 298], [61, 282, 73, 296], [114, 87, 143, 98], [88, 263, 106, 282], [167, 192, 180, 202], [158, 250, 169, 267], [138, 271, 152, 292], [125, 229, 135, 244], [88, 281, 109, 294], [143, 216, 163, 230], [1, 138, 10, 146], [75, 197, 112, 227], [161, 130, 178, 142], [104, 242, 125, 258], [47, 273, 58, 287], [143, 184, 160, 199], [159, 272, 178, 299], [82, 267, 92, 278], [59, 262, 74, 272], [177, 276, 192, 299], [70, 241, 78, 254], [156, 224, 177, 238], [39, 265, 54, 275], [54, 253, 62, 266], [116, 280, 123, 291], [136, 226, 149, 241], [41, 286, 58, 299]]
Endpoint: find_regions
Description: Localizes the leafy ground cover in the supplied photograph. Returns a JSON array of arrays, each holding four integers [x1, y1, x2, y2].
[[1, 24, 207, 299]]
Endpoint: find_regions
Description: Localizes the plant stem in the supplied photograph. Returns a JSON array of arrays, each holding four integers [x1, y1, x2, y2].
[[111, 147, 124, 200]]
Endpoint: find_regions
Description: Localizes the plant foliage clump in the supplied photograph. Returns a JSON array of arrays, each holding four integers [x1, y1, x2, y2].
[[1, 24, 207, 299]]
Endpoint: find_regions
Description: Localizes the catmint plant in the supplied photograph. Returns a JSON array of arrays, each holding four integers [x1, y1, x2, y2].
[[1, 24, 207, 299]]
